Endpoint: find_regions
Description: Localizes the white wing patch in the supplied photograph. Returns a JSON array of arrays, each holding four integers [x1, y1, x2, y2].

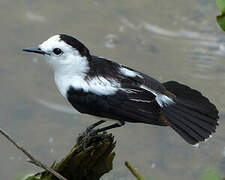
[[130, 99, 153, 103], [156, 94, 174, 107], [119, 88, 142, 94], [120, 67, 143, 78], [193, 143, 199, 148], [87, 77, 120, 95], [55, 73, 121, 98], [140, 85, 174, 107]]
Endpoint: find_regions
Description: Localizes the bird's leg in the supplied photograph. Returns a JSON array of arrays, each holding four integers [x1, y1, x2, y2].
[[86, 120, 106, 133], [89, 121, 125, 136], [82, 120, 106, 149], [82, 121, 124, 150]]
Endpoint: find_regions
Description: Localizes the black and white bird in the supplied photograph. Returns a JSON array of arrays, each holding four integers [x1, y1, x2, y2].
[[23, 34, 219, 146]]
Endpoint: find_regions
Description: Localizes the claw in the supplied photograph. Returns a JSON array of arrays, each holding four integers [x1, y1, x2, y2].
[[85, 126, 95, 133], [82, 129, 98, 150]]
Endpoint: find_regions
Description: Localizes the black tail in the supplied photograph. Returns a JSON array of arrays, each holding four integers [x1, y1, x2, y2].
[[162, 81, 219, 145]]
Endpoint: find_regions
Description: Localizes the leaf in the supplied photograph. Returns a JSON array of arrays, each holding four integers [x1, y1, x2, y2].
[[216, 0, 225, 31], [216, 0, 225, 14], [217, 14, 225, 31], [199, 170, 221, 180]]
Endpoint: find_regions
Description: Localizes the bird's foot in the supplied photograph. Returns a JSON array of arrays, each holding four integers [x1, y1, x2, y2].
[[78, 120, 123, 150], [86, 128, 98, 136], [82, 128, 103, 150], [85, 120, 105, 133], [85, 125, 96, 134]]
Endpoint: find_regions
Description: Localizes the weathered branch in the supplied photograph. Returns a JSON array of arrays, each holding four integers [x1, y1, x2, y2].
[[41, 132, 116, 180], [0, 128, 67, 180], [0, 127, 116, 180]]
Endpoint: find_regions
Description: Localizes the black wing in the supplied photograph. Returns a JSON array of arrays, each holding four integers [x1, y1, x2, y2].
[[88, 56, 167, 93], [67, 86, 164, 125], [67, 56, 169, 126]]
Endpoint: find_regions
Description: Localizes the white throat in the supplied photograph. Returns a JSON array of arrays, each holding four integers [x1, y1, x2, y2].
[[53, 55, 90, 98]]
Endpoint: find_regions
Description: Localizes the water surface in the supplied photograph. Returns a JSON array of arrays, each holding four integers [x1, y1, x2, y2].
[[0, 0, 225, 179]]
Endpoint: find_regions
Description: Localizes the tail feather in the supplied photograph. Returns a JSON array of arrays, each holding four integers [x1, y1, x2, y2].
[[176, 99, 219, 121], [169, 105, 212, 136], [174, 100, 218, 125], [170, 123, 198, 145], [163, 81, 219, 145], [163, 81, 218, 119], [165, 105, 212, 140], [164, 108, 205, 142], [168, 104, 215, 133]]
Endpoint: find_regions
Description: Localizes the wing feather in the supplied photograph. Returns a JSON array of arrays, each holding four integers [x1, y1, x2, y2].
[[67, 56, 168, 125]]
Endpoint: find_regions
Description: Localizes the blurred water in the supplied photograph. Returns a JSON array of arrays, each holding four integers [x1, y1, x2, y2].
[[0, 0, 225, 180]]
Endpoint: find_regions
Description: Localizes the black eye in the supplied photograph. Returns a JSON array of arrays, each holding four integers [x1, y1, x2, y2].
[[53, 48, 63, 55]]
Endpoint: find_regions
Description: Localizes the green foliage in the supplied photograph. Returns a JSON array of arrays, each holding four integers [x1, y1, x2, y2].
[[199, 170, 221, 180], [217, 15, 225, 31], [216, 0, 225, 13], [17, 174, 50, 180], [216, 0, 225, 31]]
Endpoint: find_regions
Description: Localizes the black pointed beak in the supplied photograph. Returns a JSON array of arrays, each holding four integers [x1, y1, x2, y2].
[[23, 47, 50, 55]]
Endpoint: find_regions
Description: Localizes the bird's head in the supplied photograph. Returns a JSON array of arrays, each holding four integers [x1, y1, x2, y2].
[[23, 34, 90, 74]]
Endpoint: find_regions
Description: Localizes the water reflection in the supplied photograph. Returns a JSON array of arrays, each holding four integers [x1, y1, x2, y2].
[[0, 0, 225, 180]]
